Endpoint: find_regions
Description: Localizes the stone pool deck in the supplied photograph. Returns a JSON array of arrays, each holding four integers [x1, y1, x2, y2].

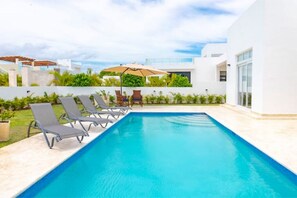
[[1, 105, 297, 197]]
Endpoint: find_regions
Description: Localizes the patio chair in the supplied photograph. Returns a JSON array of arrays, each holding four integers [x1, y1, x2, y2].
[[131, 90, 143, 107], [78, 95, 122, 119], [115, 90, 130, 107], [92, 94, 131, 115], [28, 103, 88, 149], [59, 97, 113, 131]]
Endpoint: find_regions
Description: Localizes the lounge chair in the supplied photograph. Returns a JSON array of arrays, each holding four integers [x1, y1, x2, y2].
[[78, 95, 122, 119], [131, 90, 143, 107], [92, 94, 131, 115], [29, 103, 88, 149], [59, 97, 113, 131], [115, 90, 130, 107]]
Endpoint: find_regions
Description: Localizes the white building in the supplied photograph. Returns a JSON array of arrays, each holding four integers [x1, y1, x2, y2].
[[145, 43, 227, 95], [56, 59, 81, 74], [226, 0, 297, 115]]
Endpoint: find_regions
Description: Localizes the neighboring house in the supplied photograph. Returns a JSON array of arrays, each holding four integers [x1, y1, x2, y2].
[[56, 59, 81, 74], [0, 56, 82, 86], [226, 0, 297, 115], [145, 43, 227, 95], [0, 56, 56, 86]]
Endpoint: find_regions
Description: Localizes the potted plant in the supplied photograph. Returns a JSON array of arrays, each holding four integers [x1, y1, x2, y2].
[[0, 109, 15, 141]]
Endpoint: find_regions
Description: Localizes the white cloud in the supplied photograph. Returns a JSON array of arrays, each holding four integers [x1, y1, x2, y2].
[[0, 0, 256, 63]]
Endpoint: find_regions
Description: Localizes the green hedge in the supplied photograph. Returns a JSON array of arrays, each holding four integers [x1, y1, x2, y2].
[[0, 92, 226, 113]]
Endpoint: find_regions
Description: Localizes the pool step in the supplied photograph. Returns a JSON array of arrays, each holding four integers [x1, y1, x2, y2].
[[165, 115, 216, 127]]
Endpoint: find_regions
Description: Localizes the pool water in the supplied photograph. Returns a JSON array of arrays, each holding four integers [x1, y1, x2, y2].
[[19, 113, 297, 197]]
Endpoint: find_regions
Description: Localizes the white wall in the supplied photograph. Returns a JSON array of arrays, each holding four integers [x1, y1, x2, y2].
[[193, 57, 222, 83], [227, 0, 265, 113], [0, 63, 19, 74], [201, 43, 227, 57], [0, 84, 226, 100], [261, 0, 297, 114], [227, 0, 297, 114]]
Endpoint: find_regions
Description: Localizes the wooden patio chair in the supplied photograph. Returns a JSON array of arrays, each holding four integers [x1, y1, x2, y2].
[[115, 90, 129, 107], [131, 90, 143, 107]]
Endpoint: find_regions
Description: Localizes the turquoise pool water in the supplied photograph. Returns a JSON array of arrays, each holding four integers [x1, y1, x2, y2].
[[19, 113, 297, 197]]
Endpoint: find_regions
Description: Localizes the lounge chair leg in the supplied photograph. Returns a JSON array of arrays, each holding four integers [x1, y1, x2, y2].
[[87, 123, 93, 131], [99, 122, 108, 128], [78, 121, 88, 132], [27, 120, 35, 137], [76, 136, 83, 143], [48, 137, 55, 149]]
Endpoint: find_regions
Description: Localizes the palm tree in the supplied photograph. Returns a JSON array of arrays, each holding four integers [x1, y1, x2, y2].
[[49, 71, 74, 86]]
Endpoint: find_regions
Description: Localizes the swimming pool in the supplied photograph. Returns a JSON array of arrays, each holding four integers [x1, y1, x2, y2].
[[18, 112, 297, 197]]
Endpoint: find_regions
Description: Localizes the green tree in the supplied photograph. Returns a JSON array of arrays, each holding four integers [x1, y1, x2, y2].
[[168, 74, 192, 87], [122, 74, 145, 87], [99, 71, 119, 78], [147, 76, 167, 87], [50, 71, 74, 86], [71, 73, 93, 86], [104, 77, 120, 86]]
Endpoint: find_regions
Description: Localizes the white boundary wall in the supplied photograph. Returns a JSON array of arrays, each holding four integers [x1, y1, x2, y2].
[[0, 82, 226, 100]]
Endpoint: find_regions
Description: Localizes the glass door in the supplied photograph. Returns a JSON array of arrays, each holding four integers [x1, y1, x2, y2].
[[238, 63, 252, 108]]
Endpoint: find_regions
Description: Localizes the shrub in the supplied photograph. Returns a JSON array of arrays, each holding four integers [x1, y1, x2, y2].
[[199, 95, 206, 104], [109, 95, 115, 103], [174, 93, 183, 104], [164, 95, 170, 104], [146, 76, 167, 87], [149, 94, 156, 104], [90, 74, 103, 86], [104, 77, 120, 86], [215, 95, 223, 104], [122, 74, 145, 87], [193, 94, 199, 104], [50, 71, 74, 86], [71, 73, 93, 86], [207, 94, 215, 104], [185, 94, 193, 104], [0, 109, 15, 121], [144, 95, 150, 104], [12, 97, 26, 110], [48, 92, 60, 104], [99, 71, 119, 78], [168, 74, 192, 87], [30, 83, 39, 86], [156, 91, 165, 104], [98, 90, 109, 100]]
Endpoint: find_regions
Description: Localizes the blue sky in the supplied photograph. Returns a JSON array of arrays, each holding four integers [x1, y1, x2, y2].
[[0, 0, 256, 70]]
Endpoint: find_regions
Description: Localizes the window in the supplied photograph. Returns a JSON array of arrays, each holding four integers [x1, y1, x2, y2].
[[219, 71, 227, 81], [169, 71, 191, 83]]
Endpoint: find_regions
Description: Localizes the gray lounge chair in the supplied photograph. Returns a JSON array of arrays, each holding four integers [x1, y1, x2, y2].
[[59, 97, 113, 131], [29, 103, 88, 149], [78, 95, 122, 119], [92, 94, 131, 115]]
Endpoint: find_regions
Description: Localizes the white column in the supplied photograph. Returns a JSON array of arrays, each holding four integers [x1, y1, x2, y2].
[[21, 66, 30, 86], [8, 69, 17, 87]]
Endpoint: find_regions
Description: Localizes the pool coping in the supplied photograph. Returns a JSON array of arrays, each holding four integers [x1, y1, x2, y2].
[[17, 111, 297, 196]]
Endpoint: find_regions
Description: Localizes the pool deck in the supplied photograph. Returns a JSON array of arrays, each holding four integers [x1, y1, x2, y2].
[[1, 105, 297, 197]]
